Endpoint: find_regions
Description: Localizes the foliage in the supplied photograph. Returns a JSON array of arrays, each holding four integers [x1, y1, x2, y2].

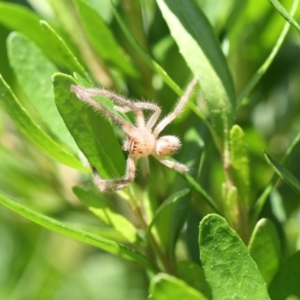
[[0, 0, 300, 299]]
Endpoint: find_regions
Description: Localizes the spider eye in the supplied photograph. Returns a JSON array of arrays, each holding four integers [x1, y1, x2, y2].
[[155, 135, 181, 156]]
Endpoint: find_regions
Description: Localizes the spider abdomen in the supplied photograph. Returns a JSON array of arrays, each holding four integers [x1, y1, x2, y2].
[[155, 135, 181, 156]]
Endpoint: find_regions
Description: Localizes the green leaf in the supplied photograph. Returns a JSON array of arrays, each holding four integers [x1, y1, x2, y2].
[[177, 261, 212, 299], [39, 20, 89, 80], [73, 186, 138, 243], [183, 173, 220, 214], [269, 0, 300, 33], [53, 73, 125, 178], [230, 125, 250, 206], [0, 190, 157, 272], [156, 0, 236, 144], [7, 32, 78, 153], [236, 0, 298, 109], [149, 273, 208, 300], [264, 152, 300, 195], [72, 0, 137, 77], [0, 75, 86, 171], [269, 250, 300, 299], [0, 2, 72, 68], [146, 189, 189, 253], [199, 214, 270, 300], [111, 4, 182, 95], [248, 218, 281, 286]]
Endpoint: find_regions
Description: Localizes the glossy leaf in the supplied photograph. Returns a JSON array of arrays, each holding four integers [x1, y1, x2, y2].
[[7, 32, 78, 153], [269, 250, 300, 299], [199, 214, 270, 300], [156, 0, 236, 144], [0, 75, 86, 171], [39, 20, 88, 80], [230, 125, 250, 206], [72, 0, 136, 77], [53, 73, 125, 178], [264, 152, 300, 195], [149, 273, 207, 300], [146, 188, 189, 253], [0, 2, 71, 68], [73, 186, 138, 243], [0, 190, 157, 272], [248, 218, 281, 286]]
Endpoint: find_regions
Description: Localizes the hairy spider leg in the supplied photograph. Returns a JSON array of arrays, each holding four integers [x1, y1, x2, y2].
[[71, 85, 137, 135], [92, 157, 137, 191], [153, 155, 189, 173], [73, 86, 147, 129], [81, 86, 162, 130], [114, 102, 161, 130], [153, 77, 198, 137]]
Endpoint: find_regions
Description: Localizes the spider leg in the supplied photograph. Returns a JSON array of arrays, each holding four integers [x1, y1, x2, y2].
[[136, 103, 161, 129], [71, 85, 137, 135], [73, 86, 147, 128], [153, 77, 198, 137], [154, 155, 189, 173], [115, 102, 161, 130], [92, 156, 137, 192]]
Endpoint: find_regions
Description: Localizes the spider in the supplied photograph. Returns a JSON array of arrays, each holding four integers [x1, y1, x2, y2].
[[71, 77, 198, 191]]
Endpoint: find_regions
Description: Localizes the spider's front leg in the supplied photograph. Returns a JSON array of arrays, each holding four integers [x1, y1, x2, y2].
[[114, 101, 162, 130], [92, 156, 137, 192]]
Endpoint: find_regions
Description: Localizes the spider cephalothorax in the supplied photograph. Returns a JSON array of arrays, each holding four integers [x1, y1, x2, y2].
[[71, 77, 197, 191]]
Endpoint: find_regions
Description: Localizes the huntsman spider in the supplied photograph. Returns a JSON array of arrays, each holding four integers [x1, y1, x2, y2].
[[71, 77, 198, 191]]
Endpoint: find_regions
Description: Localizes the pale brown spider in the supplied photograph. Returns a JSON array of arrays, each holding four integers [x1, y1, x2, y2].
[[71, 77, 197, 191]]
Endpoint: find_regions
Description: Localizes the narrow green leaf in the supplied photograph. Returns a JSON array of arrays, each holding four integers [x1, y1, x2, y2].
[[183, 173, 220, 214], [73, 187, 138, 243], [248, 218, 281, 286], [199, 214, 270, 300], [0, 190, 157, 272], [269, 250, 300, 299], [111, 4, 182, 96], [236, 0, 298, 109], [264, 152, 300, 195], [146, 189, 189, 252], [157, 0, 236, 143], [149, 273, 208, 300], [177, 261, 212, 299], [0, 75, 86, 171], [230, 125, 250, 205], [53, 73, 125, 178], [39, 20, 89, 80], [269, 0, 300, 33], [252, 87, 300, 222], [72, 0, 137, 77], [0, 2, 72, 68], [7, 32, 78, 153]]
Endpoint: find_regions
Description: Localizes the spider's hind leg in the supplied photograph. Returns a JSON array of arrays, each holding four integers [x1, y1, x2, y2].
[[154, 155, 189, 173], [92, 157, 137, 192]]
